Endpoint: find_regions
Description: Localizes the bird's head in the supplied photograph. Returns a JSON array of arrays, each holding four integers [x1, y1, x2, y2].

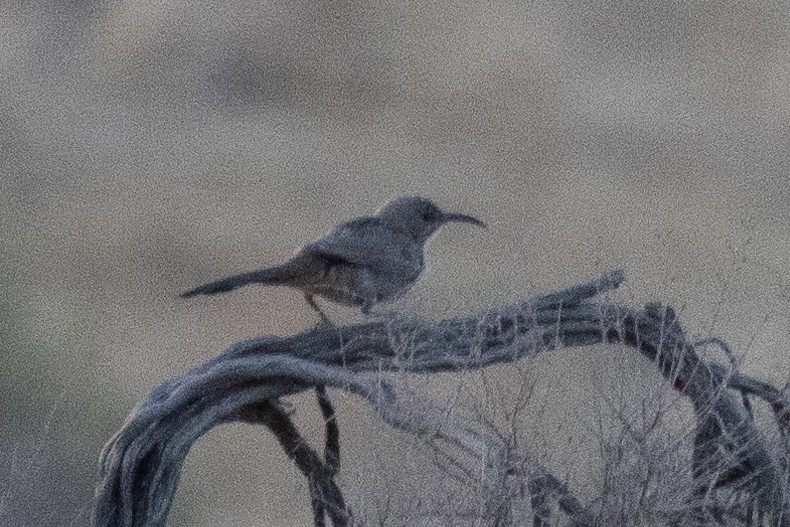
[[378, 196, 485, 243]]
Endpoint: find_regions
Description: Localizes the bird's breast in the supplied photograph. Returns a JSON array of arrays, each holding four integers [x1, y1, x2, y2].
[[370, 251, 423, 302]]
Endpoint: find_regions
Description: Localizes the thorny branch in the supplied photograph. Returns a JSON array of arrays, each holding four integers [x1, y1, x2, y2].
[[94, 270, 790, 526]]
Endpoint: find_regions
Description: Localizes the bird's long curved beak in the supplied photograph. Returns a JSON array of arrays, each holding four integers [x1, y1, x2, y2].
[[442, 212, 486, 228]]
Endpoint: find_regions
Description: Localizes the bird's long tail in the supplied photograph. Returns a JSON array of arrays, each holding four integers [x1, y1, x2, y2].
[[180, 258, 319, 298]]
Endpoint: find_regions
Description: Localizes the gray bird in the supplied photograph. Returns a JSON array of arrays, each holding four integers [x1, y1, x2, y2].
[[181, 196, 485, 322]]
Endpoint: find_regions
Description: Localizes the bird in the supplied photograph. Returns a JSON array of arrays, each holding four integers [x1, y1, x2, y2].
[[180, 196, 485, 323]]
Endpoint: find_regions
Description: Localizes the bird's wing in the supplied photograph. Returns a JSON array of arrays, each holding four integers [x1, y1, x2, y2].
[[301, 218, 414, 272]]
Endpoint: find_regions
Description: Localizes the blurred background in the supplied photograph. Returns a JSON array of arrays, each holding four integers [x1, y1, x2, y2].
[[2, 0, 789, 525]]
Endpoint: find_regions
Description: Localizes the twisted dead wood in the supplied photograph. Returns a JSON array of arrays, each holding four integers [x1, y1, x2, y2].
[[94, 270, 788, 526]]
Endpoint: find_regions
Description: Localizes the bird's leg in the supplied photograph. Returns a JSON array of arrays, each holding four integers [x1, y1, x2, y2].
[[304, 293, 332, 327], [357, 269, 378, 318]]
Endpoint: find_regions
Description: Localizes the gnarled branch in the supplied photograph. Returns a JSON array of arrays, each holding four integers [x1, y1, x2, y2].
[[94, 270, 788, 526]]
